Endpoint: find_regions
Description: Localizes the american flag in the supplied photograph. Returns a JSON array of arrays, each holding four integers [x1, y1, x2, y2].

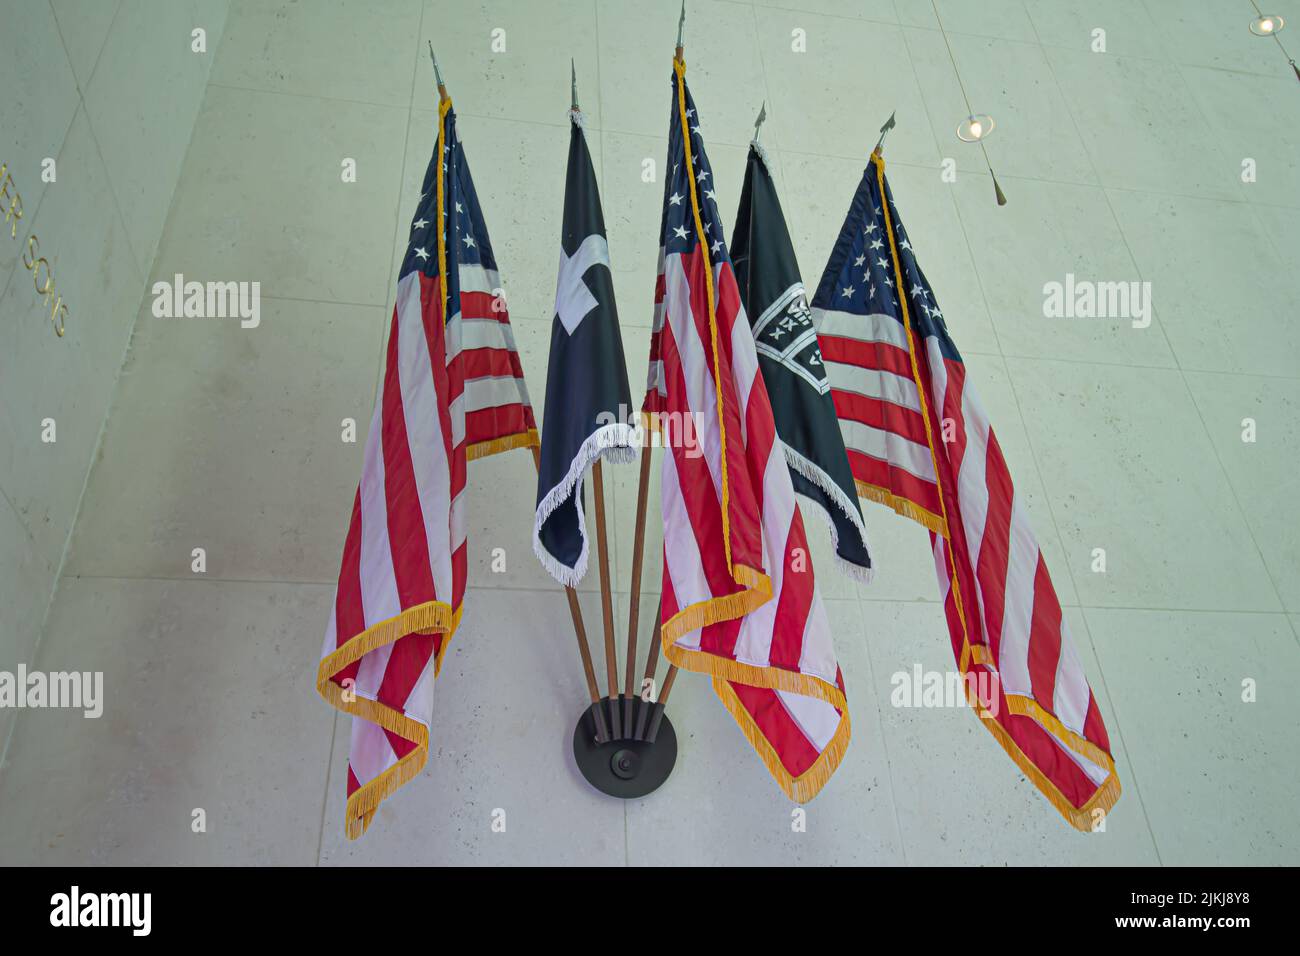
[[644, 59, 850, 802], [810, 152, 1120, 828], [317, 100, 537, 839]]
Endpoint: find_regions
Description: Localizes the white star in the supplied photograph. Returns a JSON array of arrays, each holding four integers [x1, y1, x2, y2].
[[705, 189, 717, 201], [462, 233, 476, 248], [413, 247, 430, 261], [854, 255, 866, 267], [876, 257, 888, 270], [868, 284, 876, 298], [696, 168, 709, 182], [900, 237, 912, 252], [455, 201, 464, 213], [686, 108, 695, 118], [669, 192, 683, 206], [841, 286, 855, 298], [910, 283, 927, 299], [412, 218, 428, 230], [673, 225, 689, 240], [883, 275, 894, 288], [691, 125, 701, 136], [865, 221, 878, 235], [869, 238, 884, 251], [862, 272, 870, 283], [710, 238, 723, 254]]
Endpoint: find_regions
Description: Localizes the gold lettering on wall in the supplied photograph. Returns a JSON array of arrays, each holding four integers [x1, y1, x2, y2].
[[1, 163, 68, 337]]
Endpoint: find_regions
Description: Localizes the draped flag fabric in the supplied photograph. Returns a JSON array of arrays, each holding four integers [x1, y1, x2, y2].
[[730, 140, 873, 582], [534, 107, 636, 586], [643, 59, 850, 801], [810, 151, 1120, 829], [317, 100, 538, 839]]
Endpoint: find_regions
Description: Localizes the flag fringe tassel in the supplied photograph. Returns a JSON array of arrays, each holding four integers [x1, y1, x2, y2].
[[660, 563, 848, 714], [782, 442, 874, 583], [1006, 693, 1117, 776], [532, 423, 640, 588], [466, 428, 539, 462], [971, 690, 1122, 831], [713, 676, 852, 804], [855, 479, 948, 536], [316, 599, 462, 839], [344, 743, 428, 840]]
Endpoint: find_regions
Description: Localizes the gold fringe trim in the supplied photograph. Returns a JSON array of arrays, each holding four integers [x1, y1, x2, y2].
[[465, 427, 539, 462], [969, 643, 993, 667], [971, 688, 1121, 831], [855, 480, 948, 536], [659, 562, 847, 710], [343, 729, 429, 840], [316, 599, 463, 840], [1005, 693, 1116, 774], [660, 562, 769, 643], [872, 151, 1121, 830], [317, 600, 461, 694], [712, 677, 851, 803]]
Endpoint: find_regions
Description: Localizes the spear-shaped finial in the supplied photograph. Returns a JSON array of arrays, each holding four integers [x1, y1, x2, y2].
[[873, 110, 896, 155], [675, 0, 686, 59], [571, 58, 578, 110], [752, 101, 767, 141], [428, 41, 447, 101]]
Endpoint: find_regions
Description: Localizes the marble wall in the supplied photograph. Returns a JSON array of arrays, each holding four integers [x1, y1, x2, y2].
[[0, 0, 230, 748]]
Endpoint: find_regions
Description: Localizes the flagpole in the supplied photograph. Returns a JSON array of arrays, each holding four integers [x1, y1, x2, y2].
[[591, 459, 623, 738], [635, 0, 689, 744], [531, 443, 609, 741], [644, 662, 678, 743], [622, 444, 652, 735]]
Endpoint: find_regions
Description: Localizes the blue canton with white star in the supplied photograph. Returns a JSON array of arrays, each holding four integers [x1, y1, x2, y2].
[[400, 107, 501, 313], [810, 156, 961, 364], [660, 71, 730, 266]]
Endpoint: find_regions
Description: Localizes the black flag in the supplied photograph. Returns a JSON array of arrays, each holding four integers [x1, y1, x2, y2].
[[533, 109, 636, 586], [730, 141, 873, 579]]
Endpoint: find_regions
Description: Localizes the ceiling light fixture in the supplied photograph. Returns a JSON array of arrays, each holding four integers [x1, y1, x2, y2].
[[956, 114, 995, 143], [1249, 14, 1284, 36]]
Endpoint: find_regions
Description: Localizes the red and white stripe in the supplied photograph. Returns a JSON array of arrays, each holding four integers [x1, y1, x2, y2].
[[454, 262, 537, 457], [650, 247, 850, 801], [922, 339, 1114, 809], [815, 267, 1117, 825], [318, 262, 536, 840], [319, 268, 468, 839], [815, 308, 944, 526]]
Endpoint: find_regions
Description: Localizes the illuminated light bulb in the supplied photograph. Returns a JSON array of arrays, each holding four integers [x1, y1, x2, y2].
[[1250, 14, 1285, 35], [956, 114, 995, 143]]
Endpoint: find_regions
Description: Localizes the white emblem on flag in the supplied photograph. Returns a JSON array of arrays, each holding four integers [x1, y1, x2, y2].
[[555, 233, 610, 334]]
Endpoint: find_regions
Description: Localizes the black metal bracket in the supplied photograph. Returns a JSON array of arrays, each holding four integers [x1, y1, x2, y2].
[[572, 696, 676, 799]]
